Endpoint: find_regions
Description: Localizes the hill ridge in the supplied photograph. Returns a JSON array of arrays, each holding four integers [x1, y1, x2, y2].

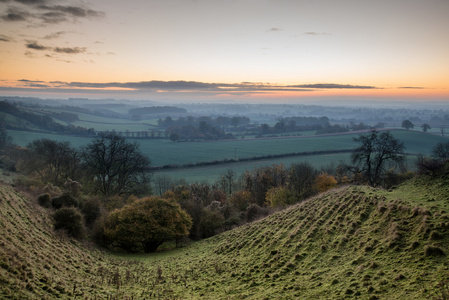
[[1, 179, 448, 299]]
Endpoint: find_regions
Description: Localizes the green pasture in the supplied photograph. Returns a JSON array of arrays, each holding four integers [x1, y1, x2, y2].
[[136, 130, 448, 167], [152, 153, 421, 185], [152, 153, 353, 185], [8, 129, 447, 168], [7, 130, 92, 149]]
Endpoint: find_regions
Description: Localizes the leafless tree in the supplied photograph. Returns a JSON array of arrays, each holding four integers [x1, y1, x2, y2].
[[351, 130, 406, 186], [81, 132, 151, 196]]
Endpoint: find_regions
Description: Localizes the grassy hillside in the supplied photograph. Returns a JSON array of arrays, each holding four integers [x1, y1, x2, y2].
[[1, 174, 448, 299]]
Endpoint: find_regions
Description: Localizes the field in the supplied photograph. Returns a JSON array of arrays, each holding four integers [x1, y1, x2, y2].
[[8, 129, 448, 184], [1, 171, 448, 299]]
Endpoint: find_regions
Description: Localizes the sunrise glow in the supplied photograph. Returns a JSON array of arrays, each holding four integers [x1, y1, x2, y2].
[[0, 0, 448, 103]]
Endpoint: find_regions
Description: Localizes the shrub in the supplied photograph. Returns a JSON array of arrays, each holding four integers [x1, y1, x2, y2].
[[80, 198, 102, 225], [416, 155, 445, 177], [102, 196, 192, 253], [265, 186, 296, 207], [245, 203, 268, 222], [37, 193, 52, 208], [199, 207, 225, 238], [63, 179, 82, 197], [51, 193, 78, 209], [229, 190, 252, 211], [42, 183, 62, 197], [52, 207, 85, 239], [314, 173, 337, 193]]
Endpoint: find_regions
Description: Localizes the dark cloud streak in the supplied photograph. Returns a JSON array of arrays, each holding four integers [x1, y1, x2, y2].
[[26, 40, 50, 50], [1, 7, 31, 21], [0, 34, 13, 42], [53, 46, 86, 54], [1, 0, 104, 24], [14, 0, 47, 5], [290, 83, 376, 89], [43, 31, 66, 39], [25, 40, 86, 54], [38, 80, 380, 92]]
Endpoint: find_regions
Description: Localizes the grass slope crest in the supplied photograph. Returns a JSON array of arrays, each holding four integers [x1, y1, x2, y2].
[[1, 174, 449, 298]]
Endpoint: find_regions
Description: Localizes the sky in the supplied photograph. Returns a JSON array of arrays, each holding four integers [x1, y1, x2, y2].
[[0, 0, 448, 103]]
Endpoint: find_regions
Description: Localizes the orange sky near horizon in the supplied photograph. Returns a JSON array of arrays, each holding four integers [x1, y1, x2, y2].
[[0, 0, 448, 103]]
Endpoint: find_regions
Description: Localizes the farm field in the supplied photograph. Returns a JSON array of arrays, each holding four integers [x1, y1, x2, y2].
[[9, 129, 447, 166], [152, 153, 424, 185], [153, 153, 353, 185], [9, 128, 445, 184]]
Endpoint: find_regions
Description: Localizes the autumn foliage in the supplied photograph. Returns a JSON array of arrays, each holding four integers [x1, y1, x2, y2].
[[314, 173, 338, 193]]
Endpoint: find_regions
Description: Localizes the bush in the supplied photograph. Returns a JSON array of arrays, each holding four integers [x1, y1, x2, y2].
[[37, 193, 52, 208], [42, 184, 62, 197], [265, 186, 296, 207], [51, 193, 79, 209], [314, 173, 337, 193], [102, 196, 192, 253], [416, 156, 445, 177], [63, 179, 82, 197], [52, 207, 85, 239], [245, 203, 268, 222], [80, 198, 102, 225]]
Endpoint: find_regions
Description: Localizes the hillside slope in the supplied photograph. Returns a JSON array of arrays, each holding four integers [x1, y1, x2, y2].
[[1, 175, 448, 299], [210, 184, 449, 299], [0, 185, 140, 299]]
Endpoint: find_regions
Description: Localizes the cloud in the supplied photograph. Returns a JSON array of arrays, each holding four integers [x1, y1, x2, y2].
[[0, 0, 104, 25], [290, 83, 376, 89], [38, 5, 104, 18], [25, 40, 86, 54], [40, 11, 66, 23], [18, 79, 49, 87], [26, 40, 50, 50], [53, 46, 86, 54], [398, 86, 425, 89], [43, 31, 66, 39], [2, 80, 394, 99], [1, 7, 31, 21], [14, 0, 47, 5], [33, 80, 379, 93], [0, 34, 13, 42], [304, 32, 331, 36]]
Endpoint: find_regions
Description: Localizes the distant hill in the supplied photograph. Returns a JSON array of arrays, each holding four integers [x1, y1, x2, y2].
[[0, 100, 94, 136], [1, 171, 448, 298]]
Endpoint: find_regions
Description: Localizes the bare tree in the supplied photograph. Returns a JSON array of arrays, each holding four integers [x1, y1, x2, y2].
[[432, 141, 449, 161], [81, 132, 151, 196], [20, 139, 80, 185], [351, 130, 406, 186]]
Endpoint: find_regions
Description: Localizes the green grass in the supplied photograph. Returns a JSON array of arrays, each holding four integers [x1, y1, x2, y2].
[[10, 129, 446, 166], [2, 172, 448, 299], [153, 153, 353, 184]]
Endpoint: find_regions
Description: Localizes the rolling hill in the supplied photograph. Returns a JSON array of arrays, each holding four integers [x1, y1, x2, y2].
[[1, 172, 448, 299]]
